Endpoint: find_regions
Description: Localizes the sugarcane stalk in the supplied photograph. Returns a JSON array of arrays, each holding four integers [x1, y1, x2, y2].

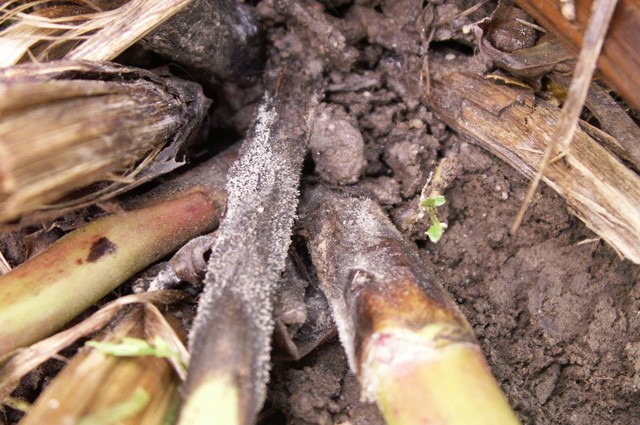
[[0, 60, 207, 227], [302, 187, 520, 425], [0, 146, 237, 357], [179, 69, 317, 425]]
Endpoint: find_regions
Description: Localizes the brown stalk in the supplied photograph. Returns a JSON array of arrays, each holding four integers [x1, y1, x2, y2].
[[515, 0, 640, 112], [0, 60, 207, 227], [511, 0, 619, 233]]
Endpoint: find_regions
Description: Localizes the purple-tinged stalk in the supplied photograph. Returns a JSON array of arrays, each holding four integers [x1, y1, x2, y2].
[[302, 187, 520, 425], [0, 147, 237, 357]]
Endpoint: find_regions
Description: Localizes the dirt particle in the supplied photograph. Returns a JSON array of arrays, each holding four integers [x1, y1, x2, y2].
[[309, 103, 367, 185], [86, 237, 117, 262]]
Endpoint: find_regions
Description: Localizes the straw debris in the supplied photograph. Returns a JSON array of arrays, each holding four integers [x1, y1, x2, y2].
[[0, 60, 207, 227]]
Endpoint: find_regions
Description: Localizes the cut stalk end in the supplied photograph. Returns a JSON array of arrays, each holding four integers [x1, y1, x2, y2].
[[178, 373, 240, 425], [364, 325, 519, 425]]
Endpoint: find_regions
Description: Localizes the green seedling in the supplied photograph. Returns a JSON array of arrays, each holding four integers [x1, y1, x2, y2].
[[421, 195, 448, 243], [87, 336, 186, 373]]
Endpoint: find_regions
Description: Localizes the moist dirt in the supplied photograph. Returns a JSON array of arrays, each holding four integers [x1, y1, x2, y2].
[[2, 0, 639, 424]]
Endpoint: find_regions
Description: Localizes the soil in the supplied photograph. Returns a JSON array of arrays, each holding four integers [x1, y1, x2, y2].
[[2, 0, 639, 424], [257, 1, 640, 424]]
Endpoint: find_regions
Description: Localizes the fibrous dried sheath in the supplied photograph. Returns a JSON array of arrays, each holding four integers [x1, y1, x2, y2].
[[0, 60, 207, 227], [181, 78, 314, 424], [302, 187, 519, 425], [19, 307, 180, 425]]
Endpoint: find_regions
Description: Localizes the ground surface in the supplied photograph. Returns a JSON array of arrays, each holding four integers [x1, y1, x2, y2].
[[2, 0, 639, 424], [256, 1, 640, 424]]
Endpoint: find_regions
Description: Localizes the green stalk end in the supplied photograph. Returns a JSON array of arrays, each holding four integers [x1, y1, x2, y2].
[[364, 325, 520, 425]]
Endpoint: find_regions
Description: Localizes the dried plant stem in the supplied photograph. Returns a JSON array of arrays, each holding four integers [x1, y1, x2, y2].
[[0, 147, 236, 356], [0, 291, 185, 402], [512, 0, 618, 233], [514, 0, 640, 112], [0, 0, 193, 66], [0, 60, 207, 227], [302, 187, 519, 425], [180, 73, 316, 425], [18, 307, 182, 425]]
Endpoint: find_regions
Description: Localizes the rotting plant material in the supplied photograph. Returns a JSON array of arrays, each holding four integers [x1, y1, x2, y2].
[[0, 60, 208, 227], [18, 306, 182, 425], [180, 64, 318, 425], [1, 0, 640, 423], [0, 146, 236, 356], [0, 0, 193, 66], [425, 71, 640, 264]]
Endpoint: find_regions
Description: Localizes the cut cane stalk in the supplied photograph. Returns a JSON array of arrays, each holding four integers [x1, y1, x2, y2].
[[18, 305, 184, 425], [0, 60, 207, 227], [302, 187, 520, 425], [180, 68, 317, 425], [0, 146, 237, 357]]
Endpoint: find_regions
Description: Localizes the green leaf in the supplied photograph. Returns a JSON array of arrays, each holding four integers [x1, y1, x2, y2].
[[433, 195, 446, 207], [421, 198, 436, 208], [87, 336, 180, 363], [426, 224, 444, 243], [421, 195, 446, 209], [87, 337, 156, 357]]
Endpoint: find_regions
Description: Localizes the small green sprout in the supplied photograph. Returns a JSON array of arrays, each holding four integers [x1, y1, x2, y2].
[[421, 195, 448, 243], [87, 336, 185, 370]]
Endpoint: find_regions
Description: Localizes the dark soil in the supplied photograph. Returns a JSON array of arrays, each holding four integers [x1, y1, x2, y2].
[[257, 1, 640, 424], [2, 0, 639, 424]]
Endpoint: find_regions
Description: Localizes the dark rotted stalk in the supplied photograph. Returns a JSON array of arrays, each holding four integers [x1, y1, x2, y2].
[[179, 70, 317, 425], [0, 146, 238, 358], [301, 187, 520, 425], [142, 0, 265, 83]]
